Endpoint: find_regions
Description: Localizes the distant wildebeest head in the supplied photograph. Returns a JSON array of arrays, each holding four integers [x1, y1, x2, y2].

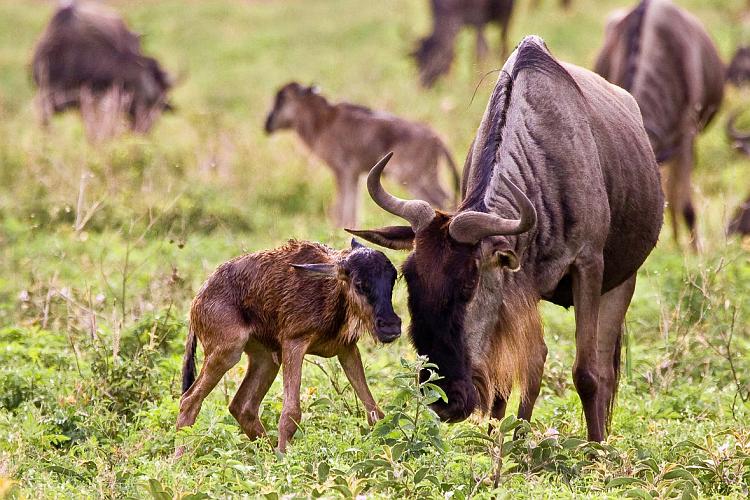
[[31, 2, 174, 138], [413, 0, 515, 87], [264, 82, 320, 134], [727, 46, 750, 87], [352, 37, 663, 442], [264, 81, 460, 227], [595, 0, 724, 251]]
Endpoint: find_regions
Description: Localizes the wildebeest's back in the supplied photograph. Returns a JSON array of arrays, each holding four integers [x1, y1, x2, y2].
[[596, 0, 724, 161], [465, 37, 662, 306], [191, 242, 345, 351]]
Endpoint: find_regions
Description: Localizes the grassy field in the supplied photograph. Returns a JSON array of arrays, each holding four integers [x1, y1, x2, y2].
[[0, 0, 749, 497]]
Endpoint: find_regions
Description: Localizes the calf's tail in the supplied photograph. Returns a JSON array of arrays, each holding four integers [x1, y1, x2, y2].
[[181, 327, 198, 395]]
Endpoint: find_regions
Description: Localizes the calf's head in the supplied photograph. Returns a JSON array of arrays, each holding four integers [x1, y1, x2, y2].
[[292, 239, 401, 343], [264, 82, 319, 134], [348, 153, 536, 422]]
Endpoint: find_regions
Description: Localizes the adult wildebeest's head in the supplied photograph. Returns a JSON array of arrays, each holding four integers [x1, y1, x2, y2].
[[31, 2, 174, 134], [293, 238, 402, 343], [348, 153, 536, 421], [264, 82, 320, 134]]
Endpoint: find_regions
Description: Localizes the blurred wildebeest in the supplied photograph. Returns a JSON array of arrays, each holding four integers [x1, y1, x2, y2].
[[350, 37, 663, 441], [531, 0, 573, 10], [264, 82, 459, 227], [727, 46, 750, 86], [726, 111, 750, 156], [595, 0, 724, 251], [413, 0, 515, 87], [728, 195, 750, 236], [176, 239, 401, 455], [31, 1, 173, 139]]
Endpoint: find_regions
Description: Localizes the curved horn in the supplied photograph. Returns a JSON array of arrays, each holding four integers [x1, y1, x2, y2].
[[448, 174, 537, 244], [367, 152, 435, 232], [727, 111, 750, 143]]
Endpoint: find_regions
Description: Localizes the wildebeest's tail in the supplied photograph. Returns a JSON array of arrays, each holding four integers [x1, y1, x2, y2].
[[181, 326, 198, 395], [440, 143, 461, 206]]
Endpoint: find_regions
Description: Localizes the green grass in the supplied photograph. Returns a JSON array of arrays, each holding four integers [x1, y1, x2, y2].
[[0, 0, 749, 498]]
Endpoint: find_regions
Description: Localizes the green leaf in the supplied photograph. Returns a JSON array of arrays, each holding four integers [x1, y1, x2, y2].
[[147, 479, 171, 500], [317, 461, 330, 483], [414, 467, 429, 485], [662, 467, 694, 481], [499, 415, 519, 433], [624, 487, 654, 499], [391, 442, 407, 461]]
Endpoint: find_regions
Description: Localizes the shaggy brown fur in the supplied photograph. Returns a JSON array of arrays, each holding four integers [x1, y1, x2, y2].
[[175, 240, 400, 455], [265, 82, 459, 227]]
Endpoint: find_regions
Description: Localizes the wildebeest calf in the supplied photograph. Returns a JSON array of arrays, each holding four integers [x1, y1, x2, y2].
[[31, 1, 173, 139], [727, 46, 750, 87], [265, 82, 459, 227], [413, 0, 515, 87], [176, 239, 401, 454]]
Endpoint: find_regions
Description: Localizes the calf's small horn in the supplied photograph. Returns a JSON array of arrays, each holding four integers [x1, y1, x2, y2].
[[449, 173, 537, 244], [367, 152, 435, 232]]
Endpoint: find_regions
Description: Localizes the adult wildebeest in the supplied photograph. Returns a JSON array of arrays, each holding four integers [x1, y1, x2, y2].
[[413, 0, 515, 87], [595, 0, 724, 251], [265, 82, 459, 227], [350, 36, 663, 442], [31, 1, 173, 139], [726, 111, 750, 156], [176, 239, 401, 455]]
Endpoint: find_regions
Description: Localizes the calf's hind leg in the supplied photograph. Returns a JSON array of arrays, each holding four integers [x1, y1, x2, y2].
[[229, 344, 280, 440], [176, 324, 248, 432]]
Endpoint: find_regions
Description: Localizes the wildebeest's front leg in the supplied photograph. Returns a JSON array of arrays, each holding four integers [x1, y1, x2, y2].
[[229, 345, 280, 440], [518, 342, 547, 422], [571, 254, 605, 442], [337, 344, 384, 425], [278, 336, 311, 453], [595, 274, 635, 432]]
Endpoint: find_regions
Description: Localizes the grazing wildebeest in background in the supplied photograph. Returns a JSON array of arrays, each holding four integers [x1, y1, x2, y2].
[[413, 0, 515, 87], [727, 46, 750, 87], [350, 36, 663, 442], [31, 2, 173, 139], [176, 239, 401, 454], [531, 0, 573, 10], [728, 194, 750, 236], [595, 0, 724, 251], [264, 82, 459, 227]]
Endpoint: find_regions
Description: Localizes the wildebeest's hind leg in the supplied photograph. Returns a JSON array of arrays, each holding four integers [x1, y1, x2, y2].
[[595, 274, 636, 433], [229, 344, 280, 441], [337, 344, 384, 425], [666, 135, 699, 252], [570, 253, 605, 442], [175, 323, 247, 456]]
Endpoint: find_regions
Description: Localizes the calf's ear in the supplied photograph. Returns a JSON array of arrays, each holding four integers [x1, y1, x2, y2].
[[290, 263, 337, 276], [345, 226, 415, 251]]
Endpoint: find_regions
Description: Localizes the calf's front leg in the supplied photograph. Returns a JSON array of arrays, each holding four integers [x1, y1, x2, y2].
[[338, 344, 384, 425], [278, 337, 310, 453]]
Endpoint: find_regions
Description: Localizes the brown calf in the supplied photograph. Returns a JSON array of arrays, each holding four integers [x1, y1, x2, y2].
[[176, 239, 401, 454], [265, 82, 459, 227]]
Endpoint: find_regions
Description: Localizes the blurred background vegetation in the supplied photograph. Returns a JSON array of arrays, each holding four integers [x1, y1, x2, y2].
[[0, 0, 748, 497]]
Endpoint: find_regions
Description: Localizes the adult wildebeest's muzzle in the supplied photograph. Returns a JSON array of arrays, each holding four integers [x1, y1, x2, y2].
[[429, 376, 478, 423]]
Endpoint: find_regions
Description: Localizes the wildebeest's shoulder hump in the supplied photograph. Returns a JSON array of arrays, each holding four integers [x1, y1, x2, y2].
[[510, 37, 581, 96]]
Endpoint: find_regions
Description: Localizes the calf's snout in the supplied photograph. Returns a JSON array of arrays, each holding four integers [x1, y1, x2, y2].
[[374, 314, 401, 343]]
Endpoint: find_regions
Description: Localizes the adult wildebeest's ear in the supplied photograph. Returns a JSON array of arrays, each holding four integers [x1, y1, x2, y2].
[[494, 250, 520, 271], [350, 238, 365, 249], [345, 226, 415, 251], [481, 238, 520, 271], [290, 263, 337, 276]]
